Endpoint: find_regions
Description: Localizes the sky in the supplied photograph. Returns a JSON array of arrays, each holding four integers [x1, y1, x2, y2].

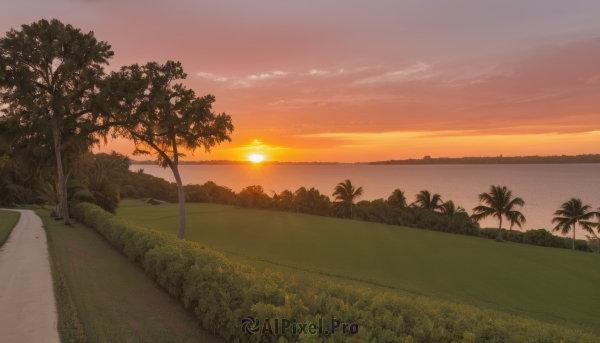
[[2, 0, 600, 162]]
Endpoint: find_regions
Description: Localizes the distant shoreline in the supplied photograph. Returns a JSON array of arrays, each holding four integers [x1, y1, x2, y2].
[[130, 154, 600, 165]]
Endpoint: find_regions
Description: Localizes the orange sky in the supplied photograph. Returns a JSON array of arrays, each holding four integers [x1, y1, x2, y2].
[[3, 1, 599, 162]]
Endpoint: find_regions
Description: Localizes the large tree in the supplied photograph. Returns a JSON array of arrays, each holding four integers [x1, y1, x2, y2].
[[105, 61, 233, 239], [472, 185, 526, 242], [551, 198, 598, 250], [0, 19, 114, 224]]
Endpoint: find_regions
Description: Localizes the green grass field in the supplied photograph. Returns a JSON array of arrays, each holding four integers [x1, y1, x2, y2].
[[0, 210, 20, 248], [37, 208, 224, 343], [117, 199, 600, 334]]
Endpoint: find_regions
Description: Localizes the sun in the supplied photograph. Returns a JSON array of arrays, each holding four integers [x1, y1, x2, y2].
[[247, 154, 265, 163]]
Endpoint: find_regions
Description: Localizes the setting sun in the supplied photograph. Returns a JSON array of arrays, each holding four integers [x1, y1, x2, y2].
[[247, 154, 265, 163]]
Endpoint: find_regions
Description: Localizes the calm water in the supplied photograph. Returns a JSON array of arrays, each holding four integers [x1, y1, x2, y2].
[[136, 164, 600, 237]]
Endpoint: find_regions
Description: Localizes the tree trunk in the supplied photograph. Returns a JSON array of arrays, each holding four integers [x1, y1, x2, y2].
[[496, 216, 503, 242], [572, 223, 576, 250], [52, 120, 70, 225], [171, 163, 186, 239]]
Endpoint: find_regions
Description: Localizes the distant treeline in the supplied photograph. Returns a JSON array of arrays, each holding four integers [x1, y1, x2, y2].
[[131, 160, 343, 165], [130, 154, 600, 165], [367, 154, 600, 165]]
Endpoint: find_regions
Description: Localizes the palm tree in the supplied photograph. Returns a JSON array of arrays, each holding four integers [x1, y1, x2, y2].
[[551, 198, 598, 250], [506, 211, 525, 231], [37, 180, 61, 218], [472, 185, 525, 242], [439, 200, 466, 219], [414, 190, 443, 211], [592, 208, 600, 253], [332, 179, 363, 218], [388, 189, 407, 209]]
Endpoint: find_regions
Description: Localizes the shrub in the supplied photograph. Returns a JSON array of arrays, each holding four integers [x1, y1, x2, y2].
[[71, 203, 600, 343]]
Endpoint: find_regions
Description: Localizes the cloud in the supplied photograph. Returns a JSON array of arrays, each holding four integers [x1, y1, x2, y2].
[[354, 62, 431, 84], [228, 70, 291, 88], [247, 70, 289, 80], [197, 72, 227, 82], [306, 69, 328, 76]]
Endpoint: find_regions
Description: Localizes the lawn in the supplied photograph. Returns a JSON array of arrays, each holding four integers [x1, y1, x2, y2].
[[37, 208, 224, 343], [0, 210, 20, 248], [117, 199, 600, 334]]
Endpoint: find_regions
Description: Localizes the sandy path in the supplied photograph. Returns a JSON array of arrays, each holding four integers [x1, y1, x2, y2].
[[0, 210, 60, 343]]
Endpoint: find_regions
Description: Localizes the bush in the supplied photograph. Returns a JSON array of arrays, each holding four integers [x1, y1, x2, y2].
[[480, 228, 593, 251], [71, 203, 600, 343]]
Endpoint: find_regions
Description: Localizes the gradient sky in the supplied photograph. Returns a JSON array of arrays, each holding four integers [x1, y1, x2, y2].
[[2, 0, 600, 162]]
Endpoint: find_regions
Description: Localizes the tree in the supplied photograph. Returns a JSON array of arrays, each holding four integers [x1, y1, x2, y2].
[[551, 198, 597, 250], [293, 187, 330, 215], [332, 179, 363, 218], [439, 200, 465, 219], [388, 189, 407, 208], [414, 190, 443, 211], [506, 211, 525, 231], [472, 185, 525, 242], [274, 190, 294, 211], [237, 185, 270, 208], [105, 61, 233, 239], [0, 19, 114, 224], [592, 208, 600, 253]]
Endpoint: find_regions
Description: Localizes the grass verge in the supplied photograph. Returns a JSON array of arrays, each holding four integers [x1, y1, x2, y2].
[[37, 208, 224, 343], [117, 199, 600, 334], [0, 210, 20, 248]]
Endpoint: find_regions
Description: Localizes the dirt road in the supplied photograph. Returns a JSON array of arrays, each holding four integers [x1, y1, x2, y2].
[[0, 209, 60, 343]]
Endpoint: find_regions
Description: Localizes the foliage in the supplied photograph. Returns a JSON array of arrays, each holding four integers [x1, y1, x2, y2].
[[479, 228, 593, 252], [104, 60, 234, 239], [552, 198, 599, 250], [293, 187, 331, 215], [413, 190, 443, 211], [0, 19, 115, 224], [472, 185, 526, 242], [387, 189, 407, 209], [332, 179, 363, 218], [72, 203, 600, 342], [37, 180, 62, 217], [237, 185, 272, 208], [39, 208, 222, 343], [438, 200, 465, 219]]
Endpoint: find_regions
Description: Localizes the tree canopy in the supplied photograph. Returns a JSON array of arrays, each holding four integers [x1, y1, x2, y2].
[[472, 185, 525, 242], [103, 60, 234, 238], [0, 19, 114, 223]]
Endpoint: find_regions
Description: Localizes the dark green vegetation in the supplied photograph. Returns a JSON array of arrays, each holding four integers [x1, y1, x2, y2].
[[37, 207, 224, 343], [552, 198, 599, 250], [472, 185, 526, 242], [116, 200, 600, 335], [368, 154, 600, 165], [71, 202, 600, 342], [0, 19, 232, 239], [0, 209, 19, 248]]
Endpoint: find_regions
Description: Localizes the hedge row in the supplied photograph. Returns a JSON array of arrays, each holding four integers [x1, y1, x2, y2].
[[71, 203, 600, 343], [479, 228, 593, 252]]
